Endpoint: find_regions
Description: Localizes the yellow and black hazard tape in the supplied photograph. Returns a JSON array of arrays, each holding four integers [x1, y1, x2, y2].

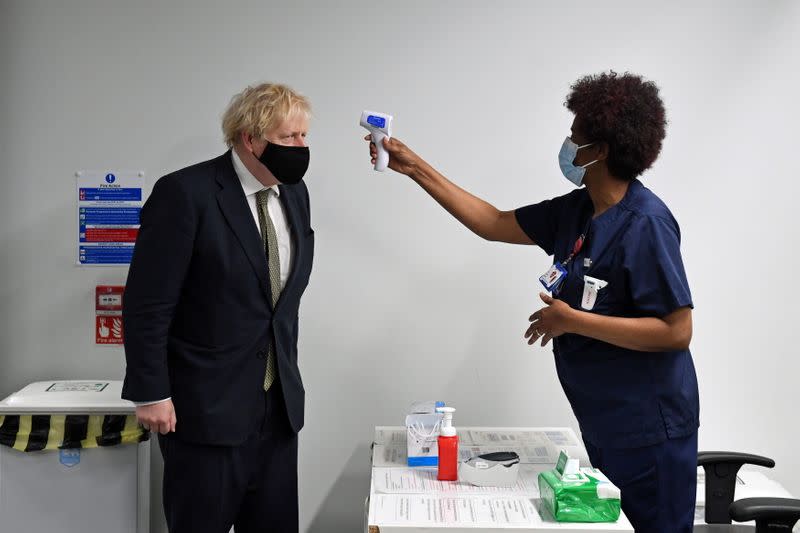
[[0, 414, 149, 452]]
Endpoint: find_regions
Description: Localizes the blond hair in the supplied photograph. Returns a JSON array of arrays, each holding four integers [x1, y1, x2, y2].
[[221, 83, 311, 147]]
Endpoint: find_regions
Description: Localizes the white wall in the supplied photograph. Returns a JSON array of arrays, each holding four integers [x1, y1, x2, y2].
[[2, 1, 799, 531]]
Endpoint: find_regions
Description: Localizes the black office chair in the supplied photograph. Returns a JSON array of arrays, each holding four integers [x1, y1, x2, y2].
[[697, 451, 800, 532]]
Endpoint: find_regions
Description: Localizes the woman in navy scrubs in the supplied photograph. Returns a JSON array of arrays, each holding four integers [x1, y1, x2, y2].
[[365, 71, 698, 532]]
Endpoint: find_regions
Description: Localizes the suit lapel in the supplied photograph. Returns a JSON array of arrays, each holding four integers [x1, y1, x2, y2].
[[276, 184, 302, 311], [215, 152, 270, 299]]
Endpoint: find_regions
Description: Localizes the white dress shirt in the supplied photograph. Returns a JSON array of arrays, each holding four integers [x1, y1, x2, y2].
[[135, 149, 294, 407], [231, 148, 294, 289]]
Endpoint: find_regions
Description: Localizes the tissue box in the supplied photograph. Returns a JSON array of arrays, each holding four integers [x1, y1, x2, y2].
[[538, 466, 621, 522], [405, 401, 444, 467]]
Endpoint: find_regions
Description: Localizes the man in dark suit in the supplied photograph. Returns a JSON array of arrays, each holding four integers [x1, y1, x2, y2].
[[122, 83, 314, 533]]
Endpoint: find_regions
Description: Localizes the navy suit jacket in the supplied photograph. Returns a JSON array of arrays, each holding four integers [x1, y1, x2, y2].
[[121, 151, 314, 445]]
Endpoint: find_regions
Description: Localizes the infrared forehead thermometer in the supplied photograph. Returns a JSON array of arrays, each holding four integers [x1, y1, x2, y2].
[[360, 110, 393, 171]]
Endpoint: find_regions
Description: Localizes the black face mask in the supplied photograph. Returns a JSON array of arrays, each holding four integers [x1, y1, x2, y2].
[[257, 142, 310, 185]]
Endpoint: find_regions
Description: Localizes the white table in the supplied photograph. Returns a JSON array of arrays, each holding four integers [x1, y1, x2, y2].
[[364, 426, 633, 533]]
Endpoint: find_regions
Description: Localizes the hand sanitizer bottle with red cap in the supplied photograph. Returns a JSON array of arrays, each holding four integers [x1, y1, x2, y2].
[[436, 406, 458, 481]]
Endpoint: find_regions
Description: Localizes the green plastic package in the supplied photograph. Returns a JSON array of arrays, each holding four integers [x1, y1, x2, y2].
[[538, 452, 621, 523]]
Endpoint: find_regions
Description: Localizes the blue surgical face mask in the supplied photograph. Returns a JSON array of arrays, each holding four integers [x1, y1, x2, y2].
[[558, 137, 597, 186]]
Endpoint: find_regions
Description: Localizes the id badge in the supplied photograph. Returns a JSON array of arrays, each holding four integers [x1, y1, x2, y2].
[[539, 263, 568, 292]]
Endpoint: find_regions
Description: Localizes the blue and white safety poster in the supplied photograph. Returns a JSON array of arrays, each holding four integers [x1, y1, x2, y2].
[[76, 171, 145, 265]]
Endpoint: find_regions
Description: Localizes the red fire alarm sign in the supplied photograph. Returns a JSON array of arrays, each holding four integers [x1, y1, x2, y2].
[[96, 285, 124, 345]]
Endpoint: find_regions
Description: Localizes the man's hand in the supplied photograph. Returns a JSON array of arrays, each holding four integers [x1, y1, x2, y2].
[[136, 400, 177, 435], [525, 292, 576, 347]]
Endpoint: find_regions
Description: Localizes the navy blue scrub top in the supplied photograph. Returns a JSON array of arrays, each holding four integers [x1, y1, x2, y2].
[[515, 179, 699, 449]]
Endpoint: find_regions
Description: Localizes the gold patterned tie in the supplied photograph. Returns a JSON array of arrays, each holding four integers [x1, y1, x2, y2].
[[255, 189, 281, 391]]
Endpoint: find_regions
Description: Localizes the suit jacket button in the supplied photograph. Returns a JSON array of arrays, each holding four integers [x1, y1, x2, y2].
[[256, 350, 267, 359]]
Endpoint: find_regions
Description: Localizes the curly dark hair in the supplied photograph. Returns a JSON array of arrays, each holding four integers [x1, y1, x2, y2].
[[565, 71, 667, 181]]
